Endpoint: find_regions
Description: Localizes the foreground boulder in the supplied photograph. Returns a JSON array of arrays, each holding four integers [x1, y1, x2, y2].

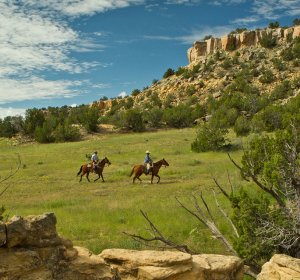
[[257, 254, 300, 280], [0, 213, 245, 279], [100, 249, 244, 279], [0, 213, 113, 280]]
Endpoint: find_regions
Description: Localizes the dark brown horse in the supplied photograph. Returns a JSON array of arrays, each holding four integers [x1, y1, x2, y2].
[[130, 158, 169, 184], [77, 157, 111, 182]]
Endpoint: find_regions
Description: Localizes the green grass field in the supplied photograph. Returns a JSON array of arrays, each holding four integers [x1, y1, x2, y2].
[[1, 128, 251, 255]]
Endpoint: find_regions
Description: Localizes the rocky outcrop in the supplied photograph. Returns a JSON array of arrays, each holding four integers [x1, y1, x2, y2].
[[187, 26, 300, 63], [0, 213, 245, 280], [100, 249, 244, 280], [257, 254, 300, 280], [0, 213, 113, 280]]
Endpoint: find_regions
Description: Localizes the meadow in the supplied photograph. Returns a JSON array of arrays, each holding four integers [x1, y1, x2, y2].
[[0, 128, 250, 255]]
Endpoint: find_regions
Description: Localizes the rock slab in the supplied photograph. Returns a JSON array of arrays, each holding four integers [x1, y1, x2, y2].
[[257, 254, 300, 280]]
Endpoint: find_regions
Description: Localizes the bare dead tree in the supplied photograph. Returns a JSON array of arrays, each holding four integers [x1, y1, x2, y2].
[[0, 154, 21, 222], [0, 153, 21, 197], [123, 210, 197, 255]]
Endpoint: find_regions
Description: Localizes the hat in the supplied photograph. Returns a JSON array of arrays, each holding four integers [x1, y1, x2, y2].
[[94, 151, 98, 154], [145, 150, 150, 154]]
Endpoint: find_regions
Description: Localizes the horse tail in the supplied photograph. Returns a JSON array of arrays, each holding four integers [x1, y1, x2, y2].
[[129, 167, 135, 177], [77, 165, 83, 176]]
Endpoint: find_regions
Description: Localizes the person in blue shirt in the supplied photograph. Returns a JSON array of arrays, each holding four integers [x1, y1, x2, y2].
[[144, 150, 153, 175], [91, 151, 99, 171]]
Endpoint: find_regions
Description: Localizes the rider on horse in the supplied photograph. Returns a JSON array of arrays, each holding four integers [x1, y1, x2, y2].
[[91, 151, 99, 172], [144, 150, 153, 175]]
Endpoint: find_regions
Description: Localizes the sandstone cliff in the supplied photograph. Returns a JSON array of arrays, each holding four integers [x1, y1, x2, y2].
[[187, 26, 300, 63]]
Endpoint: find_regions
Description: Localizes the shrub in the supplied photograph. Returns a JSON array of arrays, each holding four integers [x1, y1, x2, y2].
[[145, 107, 163, 128], [203, 58, 215, 72], [24, 108, 45, 135], [210, 107, 239, 128], [120, 109, 144, 132], [163, 104, 193, 128], [163, 68, 175, 79], [259, 69, 275, 84], [186, 85, 197, 96], [175, 67, 187, 76], [260, 33, 277, 48], [293, 18, 300, 26], [191, 123, 228, 152], [131, 89, 141, 96], [82, 107, 100, 132], [268, 21, 280, 28], [254, 105, 284, 132], [34, 117, 56, 143], [163, 94, 176, 108], [270, 80, 292, 101], [54, 121, 81, 142], [150, 92, 162, 108], [203, 35, 212, 40], [230, 28, 247, 34], [281, 48, 294, 61], [293, 76, 300, 88], [271, 57, 286, 71], [221, 57, 232, 69], [293, 39, 300, 59], [234, 115, 251, 136], [125, 97, 134, 109], [0, 116, 23, 138]]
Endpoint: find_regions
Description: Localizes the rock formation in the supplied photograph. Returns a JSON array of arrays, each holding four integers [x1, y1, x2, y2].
[[257, 254, 300, 280], [0, 213, 245, 279], [187, 26, 300, 63]]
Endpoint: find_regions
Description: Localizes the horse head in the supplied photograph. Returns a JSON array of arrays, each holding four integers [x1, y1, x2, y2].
[[162, 158, 169, 166], [104, 157, 111, 166]]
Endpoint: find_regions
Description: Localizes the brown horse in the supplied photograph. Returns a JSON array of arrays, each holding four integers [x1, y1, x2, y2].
[[77, 157, 111, 182], [130, 158, 169, 184]]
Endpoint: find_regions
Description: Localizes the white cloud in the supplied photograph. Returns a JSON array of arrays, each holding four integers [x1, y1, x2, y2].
[[231, 15, 260, 25], [211, 0, 300, 22], [0, 77, 83, 104], [0, 108, 26, 119], [210, 0, 246, 5], [179, 26, 234, 43], [0, 1, 116, 107], [118, 91, 127, 98], [248, 0, 300, 20], [23, 0, 145, 17], [144, 25, 233, 44]]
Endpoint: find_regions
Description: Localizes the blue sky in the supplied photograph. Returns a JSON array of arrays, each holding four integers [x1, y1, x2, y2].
[[0, 0, 299, 118]]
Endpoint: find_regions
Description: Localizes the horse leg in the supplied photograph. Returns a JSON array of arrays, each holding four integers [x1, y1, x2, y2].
[[94, 174, 100, 182], [156, 174, 160, 184], [151, 174, 154, 184], [79, 170, 85, 182], [101, 173, 105, 182], [86, 172, 90, 182]]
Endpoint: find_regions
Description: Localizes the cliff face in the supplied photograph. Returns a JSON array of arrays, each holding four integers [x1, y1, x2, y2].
[[188, 26, 300, 63]]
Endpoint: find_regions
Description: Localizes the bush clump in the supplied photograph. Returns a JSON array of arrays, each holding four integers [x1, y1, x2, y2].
[[191, 123, 228, 152]]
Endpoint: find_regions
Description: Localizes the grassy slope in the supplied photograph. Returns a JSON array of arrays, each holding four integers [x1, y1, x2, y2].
[[1, 128, 251, 255]]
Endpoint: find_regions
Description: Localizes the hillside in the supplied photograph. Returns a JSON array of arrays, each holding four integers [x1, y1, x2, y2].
[[94, 25, 300, 114]]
